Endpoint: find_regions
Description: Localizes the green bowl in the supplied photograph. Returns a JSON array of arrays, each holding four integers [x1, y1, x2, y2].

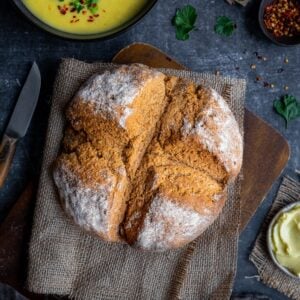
[[12, 0, 158, 40]]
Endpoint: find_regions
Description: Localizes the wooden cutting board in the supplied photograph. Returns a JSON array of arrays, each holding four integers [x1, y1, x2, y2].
[[112, 43, 290, 231], [0, 43, 290, 297]]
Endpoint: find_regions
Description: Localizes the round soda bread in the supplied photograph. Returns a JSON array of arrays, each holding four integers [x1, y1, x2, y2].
[[53, 64, 243, 251]]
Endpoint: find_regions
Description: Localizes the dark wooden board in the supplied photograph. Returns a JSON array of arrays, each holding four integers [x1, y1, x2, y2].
[[0, 43, 290, 298], [0, 183, 44, 299], [112, 42, 290, 231]]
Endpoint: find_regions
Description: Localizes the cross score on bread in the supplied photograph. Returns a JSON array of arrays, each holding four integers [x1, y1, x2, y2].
[[53, 64, 243, 251]]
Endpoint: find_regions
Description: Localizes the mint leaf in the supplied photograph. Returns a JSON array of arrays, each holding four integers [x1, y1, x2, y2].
[[274, 95, 300, 128], [172, 5, 197, 41], [214, 16, 236, 37]]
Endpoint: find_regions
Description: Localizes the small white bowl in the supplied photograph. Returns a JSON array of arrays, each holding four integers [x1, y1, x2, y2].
[[267, 201, 300, 279]]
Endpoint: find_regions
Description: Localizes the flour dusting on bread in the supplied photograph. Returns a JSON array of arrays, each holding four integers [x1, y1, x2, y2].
[[136, 195, 213, 251], [76, 64, 162, 128], [181, 88, 242, 176], [53, 64, 243, 251], [53, 162, 113, 237]]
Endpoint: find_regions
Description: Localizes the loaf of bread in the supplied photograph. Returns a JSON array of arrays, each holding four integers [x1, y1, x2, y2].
[[53, 64, 243, 251]]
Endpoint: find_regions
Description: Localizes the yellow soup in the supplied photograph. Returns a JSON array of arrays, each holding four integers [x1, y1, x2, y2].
[[22, 0, 148, 35]]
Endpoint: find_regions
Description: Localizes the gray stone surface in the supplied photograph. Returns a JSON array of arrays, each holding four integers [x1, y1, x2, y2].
[[0, 0, 299, 298]]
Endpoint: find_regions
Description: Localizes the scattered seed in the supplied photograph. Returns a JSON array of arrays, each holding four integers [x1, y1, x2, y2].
[[284, 57, 289, 64], [284, 85, 289, 90], [250, 64, 256, 70], [270, 83, 275, 88]]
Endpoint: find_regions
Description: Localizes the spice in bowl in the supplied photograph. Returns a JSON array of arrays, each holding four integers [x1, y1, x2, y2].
[[263, 0, 300, 38], [270, 204, 300, 277], [22, 0, 148, 35]]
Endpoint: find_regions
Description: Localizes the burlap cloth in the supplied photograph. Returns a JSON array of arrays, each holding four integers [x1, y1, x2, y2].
[[27, 59, 246, 300], [250, 176, 300, 300]]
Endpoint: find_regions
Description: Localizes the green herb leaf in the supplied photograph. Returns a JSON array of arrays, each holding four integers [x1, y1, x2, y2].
[[214, 16, 236, 37], [274, 94, 300, 128], [172, 5, 197, 41], [86, 0, 99, 14], [71, 0, 84, 13]]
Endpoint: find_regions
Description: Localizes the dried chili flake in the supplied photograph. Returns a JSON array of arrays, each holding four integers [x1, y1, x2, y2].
[[264, 0, 300, 38], [58, 5, 67, 15]]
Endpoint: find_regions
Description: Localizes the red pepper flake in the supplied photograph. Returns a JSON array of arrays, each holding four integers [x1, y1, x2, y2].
[[57, 5, 67, 15], [102, 9, 106, 13], [264, 0, 300, 38], [82, 10, 87, 15], [94, 14, 100, 18]]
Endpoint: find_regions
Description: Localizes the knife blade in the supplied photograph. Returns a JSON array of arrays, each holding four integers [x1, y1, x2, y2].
[[0, 62, 41, 188]]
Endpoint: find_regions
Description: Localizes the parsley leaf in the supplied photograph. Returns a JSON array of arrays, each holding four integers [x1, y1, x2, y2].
[[86, 0, 99, 14], [70, 0, 84, 13], [172, 5, 197, 41], [274, 95, 300, 128], [214, 16, 236, 37], [70, 0, 99, 14]]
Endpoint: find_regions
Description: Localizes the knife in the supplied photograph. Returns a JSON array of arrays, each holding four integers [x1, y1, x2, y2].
[[0, 62, 41, 188]]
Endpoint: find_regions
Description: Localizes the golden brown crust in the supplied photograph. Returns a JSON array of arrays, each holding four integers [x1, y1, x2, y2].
[[53, 65, 243, 251]]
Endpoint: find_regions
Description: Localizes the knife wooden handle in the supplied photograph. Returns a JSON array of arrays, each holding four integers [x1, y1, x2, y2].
[[0, 135, 17, 188]]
